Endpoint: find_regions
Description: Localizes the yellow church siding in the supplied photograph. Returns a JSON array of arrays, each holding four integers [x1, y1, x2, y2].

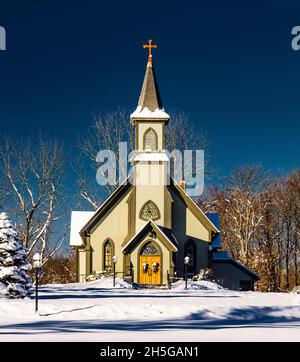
[[186, 209, 210, 241], [135, 185, 165, 231], [89, 190, 133, 275], [133, 163, 168, 189], [134, 161, 169, 232], [169, 188, 210, 274], [169, 186, 211, 243], [164, 189, 173, 228]]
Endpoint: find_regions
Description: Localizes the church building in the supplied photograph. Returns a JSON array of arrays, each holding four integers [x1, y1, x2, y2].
[[70, 40, 259, 291]]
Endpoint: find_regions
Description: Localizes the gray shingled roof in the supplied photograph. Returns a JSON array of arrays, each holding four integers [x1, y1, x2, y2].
[[138, 61, 163, 111], [213, 251, 260, 280], [206, 213, 222, 249]]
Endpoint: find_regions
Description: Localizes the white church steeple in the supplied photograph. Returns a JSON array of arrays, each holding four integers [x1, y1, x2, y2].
[[130, 39, 170, 152], [130, 40, 171, 231]]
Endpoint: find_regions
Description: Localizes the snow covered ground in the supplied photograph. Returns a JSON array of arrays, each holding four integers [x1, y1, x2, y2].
[[0, 278, 300, 342]]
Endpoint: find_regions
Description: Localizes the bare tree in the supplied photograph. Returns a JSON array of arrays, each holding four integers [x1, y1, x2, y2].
[[166, 112, 211, 179], [0, 135, 66, 263], [202, 165, 271, 265], [0, 177, 8, 210], [78, 109, 134, 209], [288, 170, 300, 286], [78, 110, 210, 210], [255, 187, 283, 291], [200, 165, 300, 292], [275, 171, 300, 289]]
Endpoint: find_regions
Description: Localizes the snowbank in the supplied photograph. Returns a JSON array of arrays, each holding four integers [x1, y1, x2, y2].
[[43, 277, 132, 291], [85, 277, 132, 289], [171, 280, 223, 291]]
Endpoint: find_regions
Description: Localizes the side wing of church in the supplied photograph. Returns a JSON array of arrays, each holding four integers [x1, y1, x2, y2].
[[70, 44, 259, 291]]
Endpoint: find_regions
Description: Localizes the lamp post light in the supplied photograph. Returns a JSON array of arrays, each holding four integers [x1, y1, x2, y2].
[[32, 253, 42, 314], [112, 256, 117, 287], [184, 256, 190, 290]]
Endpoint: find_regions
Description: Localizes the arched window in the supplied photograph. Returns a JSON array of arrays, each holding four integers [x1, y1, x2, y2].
[[103, 240, 113, 270], [184, 239, 197, 274], [143, 128, 158, 151], [140, 200, 160, 221], [141, 241, 160, 255]]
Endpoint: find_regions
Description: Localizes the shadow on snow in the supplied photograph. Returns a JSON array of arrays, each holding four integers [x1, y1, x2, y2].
[[0, 306, 299, 335]]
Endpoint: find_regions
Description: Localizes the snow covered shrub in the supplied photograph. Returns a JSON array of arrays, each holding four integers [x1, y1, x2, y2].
[[292, 286, 300, 294], [193, 268, 213, 282], [86, 267, 113, 282], [0, 213, 32, 298]]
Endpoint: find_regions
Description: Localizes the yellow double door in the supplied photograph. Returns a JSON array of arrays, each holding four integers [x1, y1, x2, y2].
[[139, 255, 161, 285]]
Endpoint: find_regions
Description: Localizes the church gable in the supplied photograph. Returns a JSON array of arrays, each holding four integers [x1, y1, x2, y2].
[[86, 187, 133, 274], [168, 178, 219, 237], [89, 188, 132, 236], [123, 220, 178, 254], [80, 180, 132, 237]]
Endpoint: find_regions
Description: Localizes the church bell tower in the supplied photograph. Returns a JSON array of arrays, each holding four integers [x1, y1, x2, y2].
[[130, 40, 172, 232]]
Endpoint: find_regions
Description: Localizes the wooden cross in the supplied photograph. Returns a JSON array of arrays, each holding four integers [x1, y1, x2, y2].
[[143, 39, 157, 62]]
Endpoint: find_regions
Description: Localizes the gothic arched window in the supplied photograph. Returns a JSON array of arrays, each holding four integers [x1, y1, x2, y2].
[[141, 241, 160, 255], [143, 128, 158, 151], [140, 200, 160, 221], [184, 239, 197, 274], [103, 240, 113, 270]]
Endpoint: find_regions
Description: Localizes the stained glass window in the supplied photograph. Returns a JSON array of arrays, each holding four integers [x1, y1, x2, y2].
[[104, 240, 112, 269], [140, 201, 160, 221], [141, 242, 159, 255]]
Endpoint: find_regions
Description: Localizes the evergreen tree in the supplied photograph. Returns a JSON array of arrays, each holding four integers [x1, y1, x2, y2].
[[0, 212, 32, 298]]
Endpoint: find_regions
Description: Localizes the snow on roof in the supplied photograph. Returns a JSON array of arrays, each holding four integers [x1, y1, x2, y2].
[[130, 151, 169, 163], [130, 106, 170, 119], [70, 211, 95, 247]]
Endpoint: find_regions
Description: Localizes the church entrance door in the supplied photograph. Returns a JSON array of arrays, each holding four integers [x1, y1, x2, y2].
[[139, 241, 161, 285], [139, 255, 161, 285]]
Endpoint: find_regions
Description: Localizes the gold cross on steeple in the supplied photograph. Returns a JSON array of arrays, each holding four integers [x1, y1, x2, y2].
[[143, 39, 157, 63]]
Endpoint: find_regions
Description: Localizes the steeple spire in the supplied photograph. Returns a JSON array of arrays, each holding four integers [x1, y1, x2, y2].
[[138, 56, 163, 112], [130, 39, 169, 122]]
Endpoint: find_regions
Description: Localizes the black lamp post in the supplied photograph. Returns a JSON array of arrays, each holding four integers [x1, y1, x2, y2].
[[184, 256, 190, 290], [112, 256, 117, 287], [33, 253, 42, 315]]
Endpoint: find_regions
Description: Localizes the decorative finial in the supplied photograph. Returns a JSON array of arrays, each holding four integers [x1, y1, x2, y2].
[[143, 39, 157, 63]]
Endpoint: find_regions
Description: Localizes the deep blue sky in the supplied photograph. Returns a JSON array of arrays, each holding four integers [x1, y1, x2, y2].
[[0, 0, 299, 181]]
